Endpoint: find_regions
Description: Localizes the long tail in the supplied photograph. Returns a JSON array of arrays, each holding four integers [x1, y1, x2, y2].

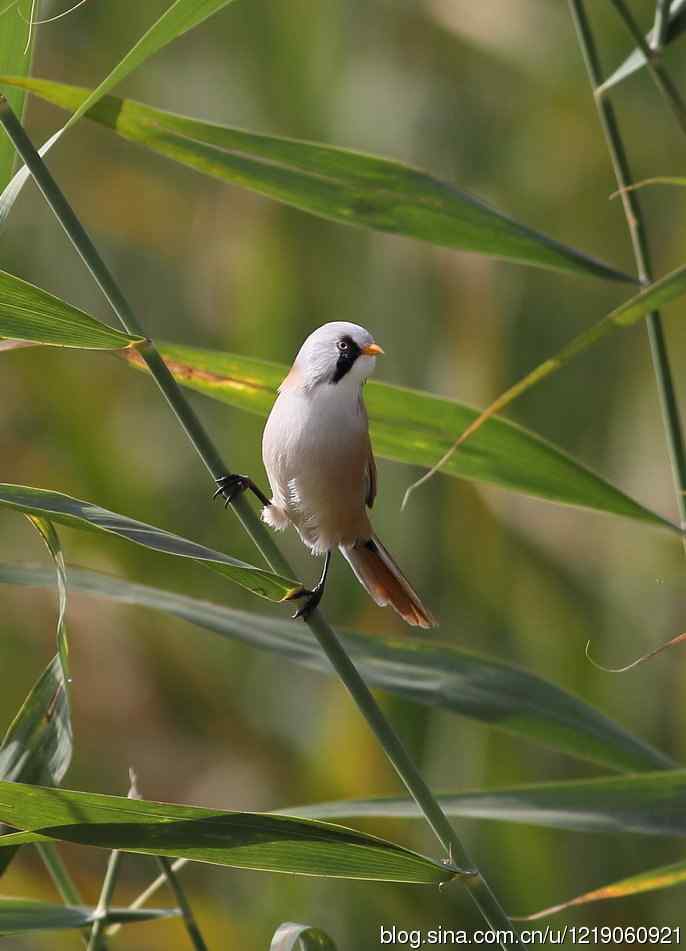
[[340, 536, 437, 629]]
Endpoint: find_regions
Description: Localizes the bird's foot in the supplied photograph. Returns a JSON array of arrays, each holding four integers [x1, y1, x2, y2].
[[213, 473, 271, 509], [213, 473, 251, 508], [292, 585, 324, 621]]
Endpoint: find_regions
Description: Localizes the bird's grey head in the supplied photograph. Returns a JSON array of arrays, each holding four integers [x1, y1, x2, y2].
[[292, 322, 383, 390]]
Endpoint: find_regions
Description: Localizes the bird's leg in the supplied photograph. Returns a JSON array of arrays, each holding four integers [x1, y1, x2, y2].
[[293, 550, 332, 620], [213, 473, 271, 509]]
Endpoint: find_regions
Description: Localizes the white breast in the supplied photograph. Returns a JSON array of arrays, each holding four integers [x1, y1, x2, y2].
[[261, 381, 372, 553]]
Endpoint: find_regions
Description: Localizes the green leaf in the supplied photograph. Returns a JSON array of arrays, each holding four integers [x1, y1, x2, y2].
[[284, 768, 686, 837], [0, 0, 239, 225], [119, 340, 671, 530], [0, 0, 34, 189], [0, 269, 142, 349], [0, 655, 71, 789], [27, 517, 70, 677], [0, 518, 72, 876], [1, 77, 638, 284], [60, 0, 240, 134], [0, 782, 455, 885], [521, 859, 686, 921], [0, 485, 301, 603], [402, 260, 686, 502], [0, 563, 672, 773], [270, 922, 338, 951], [0, 896, 178, 934], [599, 0, 686, 93]]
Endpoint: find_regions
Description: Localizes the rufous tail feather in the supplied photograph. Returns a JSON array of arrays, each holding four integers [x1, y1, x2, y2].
[[340, 536, 437, 629]]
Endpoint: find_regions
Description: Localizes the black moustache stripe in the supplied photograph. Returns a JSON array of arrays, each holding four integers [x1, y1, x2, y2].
[[331, 336, 361, 384]]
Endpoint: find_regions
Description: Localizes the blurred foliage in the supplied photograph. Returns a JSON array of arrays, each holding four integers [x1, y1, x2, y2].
[[2, 0, 686, 946]]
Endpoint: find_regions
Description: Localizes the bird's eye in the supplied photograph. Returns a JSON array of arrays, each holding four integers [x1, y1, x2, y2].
[[337, 340, 350, 352]]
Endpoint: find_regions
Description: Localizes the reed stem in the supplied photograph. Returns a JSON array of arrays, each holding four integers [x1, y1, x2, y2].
[[653, 0, 673, 51], [608, 0, 686, 135], [569, 0, 686, 533]]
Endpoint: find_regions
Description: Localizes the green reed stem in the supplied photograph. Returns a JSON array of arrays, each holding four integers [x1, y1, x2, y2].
[[37, 843, 93, 949], [106, 860, 185, 938], [608, 0, 686, 135], [653, 0, 673, 50], [0, 97, 517, 944], [36, 842, 82, 906], [569, 0, 686, 534], [87, 850, 122, 951], [157, 857, 208, 951]]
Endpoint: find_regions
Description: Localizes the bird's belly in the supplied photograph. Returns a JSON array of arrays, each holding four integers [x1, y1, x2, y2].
[[262, 393, 370, 552]]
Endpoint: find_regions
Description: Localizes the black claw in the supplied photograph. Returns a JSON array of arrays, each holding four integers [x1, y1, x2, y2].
[[213, 473, 271, 509], [213, 474, 250, 507], [292, 550, 332, 621], [292, 587, 323, 621]]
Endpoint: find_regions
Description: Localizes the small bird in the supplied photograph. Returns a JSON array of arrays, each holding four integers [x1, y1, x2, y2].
[[214, 322, 436, 628]]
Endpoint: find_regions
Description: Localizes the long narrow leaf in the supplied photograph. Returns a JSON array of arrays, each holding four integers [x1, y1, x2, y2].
[[0, 125, 63, 231], [0, 0, 34, 188], [0, 485, 301, 602], [0, 517, 72, 785], [0, 782, 455, 885], [0, 269, 142, 349], [0, 655, 70, 787], [0, 1, 239, 225], [0, 77, 638, 284], [0, 519, 72, 876], [521, 859, 686, 920], [283, 769, 686, 837], [60, 0, 240, 134], [120, 340, 672, 530], [0, 896, 178, 934], [403, 261, 686, 503], [0, 563, 672, 773]]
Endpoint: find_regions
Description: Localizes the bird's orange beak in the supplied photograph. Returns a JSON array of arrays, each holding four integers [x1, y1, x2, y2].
[[362, 343, 384, 356]]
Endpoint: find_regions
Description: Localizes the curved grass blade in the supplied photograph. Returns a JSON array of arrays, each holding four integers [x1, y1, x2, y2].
[[0, 782, 455, 885], [403, 261, 686, 506], [0, 519, 72, 875], [0, 125, 62, 232], [586, 629, 686, 673], [0, 269, 141, 349], [0, 2, 239, 228], [283, 768, 686, 837], [0, 77, 638, 284], [0, 896, 178, 934], [0, 563, 672, 773], [58, 0, 240, 135], [25, 517, 69, 676], [0, 486, 301, 603], [599, 0, 686, 93], [120, 341, 671, 530], [612, 175, 686, 197], [519, 858, 686, 921], [0, 0, 34, 189], [270, 922, 338, 951]]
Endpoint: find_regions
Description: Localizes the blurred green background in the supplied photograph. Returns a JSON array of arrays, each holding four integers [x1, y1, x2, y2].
[[2, 0, 686, 946]]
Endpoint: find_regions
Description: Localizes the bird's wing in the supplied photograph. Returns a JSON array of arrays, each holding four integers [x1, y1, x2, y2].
[[365, 439, 377, 508]]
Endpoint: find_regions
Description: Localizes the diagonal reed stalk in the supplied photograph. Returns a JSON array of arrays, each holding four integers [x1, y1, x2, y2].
[[569, 0, 686, 536], [87, 849, 122, 951], [37, 843, 95, 949], [653, 0, 673, 51], [607, 0, 686, 135], [0, 97, 517, 943], [157, 857, 208, 951]]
